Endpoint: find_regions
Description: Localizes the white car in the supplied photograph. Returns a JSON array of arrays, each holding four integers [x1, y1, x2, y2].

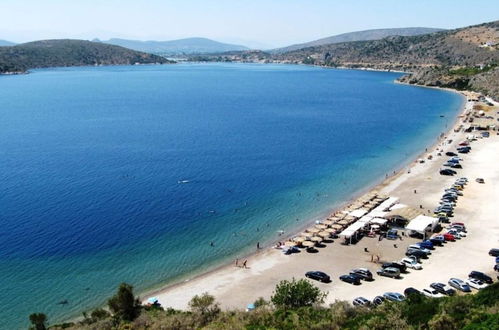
[[422, 288, 445, 298], [466, 278, 488, 290], [408, 244, 432, 255], [400, 257, 422, 270], [447, 230, 466, 238]]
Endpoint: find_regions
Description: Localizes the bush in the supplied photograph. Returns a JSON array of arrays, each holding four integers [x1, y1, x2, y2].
[[107, 283, 140, 322], [271, 278, 327, 309]]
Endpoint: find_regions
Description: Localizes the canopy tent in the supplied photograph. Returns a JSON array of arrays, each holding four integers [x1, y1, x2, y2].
[[390, 203, 408, 210], [375, 196, 400, 212], [367, 210, 389, 218], [370, 217, 388, 225], [349, 209, 368, 218], [405, 215, 438, 235], [339, 221, 367, 238], [357, 215, 374, 225]]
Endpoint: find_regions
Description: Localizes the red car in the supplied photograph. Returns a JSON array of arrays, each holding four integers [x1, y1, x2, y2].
[[443, 232, 456, 241]]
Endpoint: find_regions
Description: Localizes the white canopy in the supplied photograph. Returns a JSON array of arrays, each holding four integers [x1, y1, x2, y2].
[[339, 221, 367, 238], [370, 217, 388, 225], [374, 196, 399, 212], [390, 203, 408, 210], [349, 209, 368, 218], [405, 215, 438, 234], [367, 210, 388, 218], [358, 215, 374, 224]]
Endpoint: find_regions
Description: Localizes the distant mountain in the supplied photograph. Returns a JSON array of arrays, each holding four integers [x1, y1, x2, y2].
[[0, 39, 171, 74], [0, 40, 16, 46], [99, 37, 250, 55], [271, 27, 445, 53]]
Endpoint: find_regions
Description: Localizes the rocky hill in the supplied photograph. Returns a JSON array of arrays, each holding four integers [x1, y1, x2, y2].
[[0, 39, 171, 74], [271, 27, 444, 53]]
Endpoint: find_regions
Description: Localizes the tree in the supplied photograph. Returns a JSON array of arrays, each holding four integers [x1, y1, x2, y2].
[[107, 283, 140, 322], [29, 313, 47, 330], [188, 292, 220, 325], [271, 278, 327, 309]]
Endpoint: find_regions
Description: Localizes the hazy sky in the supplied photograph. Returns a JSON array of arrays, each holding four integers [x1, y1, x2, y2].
[[1, 0, 498, 48]]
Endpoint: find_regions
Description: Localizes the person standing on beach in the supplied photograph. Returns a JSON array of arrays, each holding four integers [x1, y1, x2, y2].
[[257, 242, 260, 249], [235, 259, 239, 267], [242, 260, 247, 268]]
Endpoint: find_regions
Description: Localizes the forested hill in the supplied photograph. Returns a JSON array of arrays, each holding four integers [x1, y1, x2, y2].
[[0, 39, 171, 74]]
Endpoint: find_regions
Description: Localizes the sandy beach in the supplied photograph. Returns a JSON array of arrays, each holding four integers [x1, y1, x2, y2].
[[143, 90, 499, 310]]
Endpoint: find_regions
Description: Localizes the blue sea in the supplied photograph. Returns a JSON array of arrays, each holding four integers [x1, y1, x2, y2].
[[0, 63, 462, 328]]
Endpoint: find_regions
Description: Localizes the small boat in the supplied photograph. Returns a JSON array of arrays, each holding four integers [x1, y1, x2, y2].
[[178, 180, 190, 184]]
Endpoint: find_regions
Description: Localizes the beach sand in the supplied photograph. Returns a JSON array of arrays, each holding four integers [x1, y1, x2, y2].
[[144, 91, 499, 310]]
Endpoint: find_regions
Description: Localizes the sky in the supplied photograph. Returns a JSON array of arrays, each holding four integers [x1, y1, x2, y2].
[[1, 0, 498, 48]]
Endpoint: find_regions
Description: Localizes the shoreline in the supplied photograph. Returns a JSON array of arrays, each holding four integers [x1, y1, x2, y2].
[[139, 83, 473, 307]]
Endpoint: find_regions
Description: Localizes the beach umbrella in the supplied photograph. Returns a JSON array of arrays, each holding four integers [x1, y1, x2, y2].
[[325, 228, 338, 233], [310, 236, 322, 243], [315, 224, 327, 230], [318, 231, 330, 238], [148, 297, 159, 304], [331, 224, 343, 230], [247, 303, 255, 311], [307, 227, 320, 234], [284, 241, 297, 247], [344, 215, 356, 221], [293, 236, 306, 243], [337, 219, 349, 225], [323, 220, 334, 226], [302, 241, 315, 247], [302, 232, 314, 238]]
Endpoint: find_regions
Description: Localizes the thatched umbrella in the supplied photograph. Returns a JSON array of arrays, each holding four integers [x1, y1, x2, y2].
[[325, 228, 338, 233], [310, 236, 322, 243], [337, 219, 350, 226], [284, 241, 297, 247], [323, 220, 334, 226], [302, 241, 315, 248], [293, 236, 307, 243], [318, 231, 330, 238], [331, 224, 344, 230], [302, 232, 314, 238], [307, 227, 320, 234], [315, 224, 327, 230]]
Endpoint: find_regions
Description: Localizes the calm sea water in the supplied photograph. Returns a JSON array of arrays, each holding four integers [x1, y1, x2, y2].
[[0, 63, 462, 328]]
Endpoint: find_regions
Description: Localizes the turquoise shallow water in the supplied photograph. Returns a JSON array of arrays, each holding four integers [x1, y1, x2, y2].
[[0, 63, 462, 328]]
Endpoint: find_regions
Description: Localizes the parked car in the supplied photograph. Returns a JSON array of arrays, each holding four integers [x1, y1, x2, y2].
[[430, 282, 456, 296], [372, 296, 385, 306], [339, 274, 361, 285], [386, 229, 398, 240], [418, 240, 434, 250], [466, 278, 488, 290], [442, 233, 456, 242], [422, 288, 445, 298], [447, 229, 466, 239], [377, 267, 401, 279], [352, 297, 371, 306], [450, 223, 466, 231], [448, 278, 472, 292], [468, 271, 493, 284], [430, 235, 445, 245], [404, 287, 422, 297], [406, 249, 428, 260], [383, 292, 405, 302], [476, 178, 485, 183], [350, 268, 373, 281], [305, 271, 330, 283], [489, 248, 499, 257], [382, 261, 407, 273], [440, 169, 456, 176], [408, 244, 432, 255], [445, 152, 457, 156], [400, 257, 422, 270]]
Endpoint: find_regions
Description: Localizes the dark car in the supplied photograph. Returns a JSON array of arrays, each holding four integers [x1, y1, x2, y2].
[[339, 274, 361, 285], [305, 271, 330, 283], [469, 271, 493, 284], [430, 282, 456, 296], [440, 169, 456, 176], [418, 240, 434, 250], [404, 287, 422, 297], [489, 248, 499, 257], [350, 268, 373, 281], [429, 237, 443, 246], [406, 249, 428, 260], [372, 296, 385, 306], [382, 261, 407, 273], [446, 152, 458, 156]]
